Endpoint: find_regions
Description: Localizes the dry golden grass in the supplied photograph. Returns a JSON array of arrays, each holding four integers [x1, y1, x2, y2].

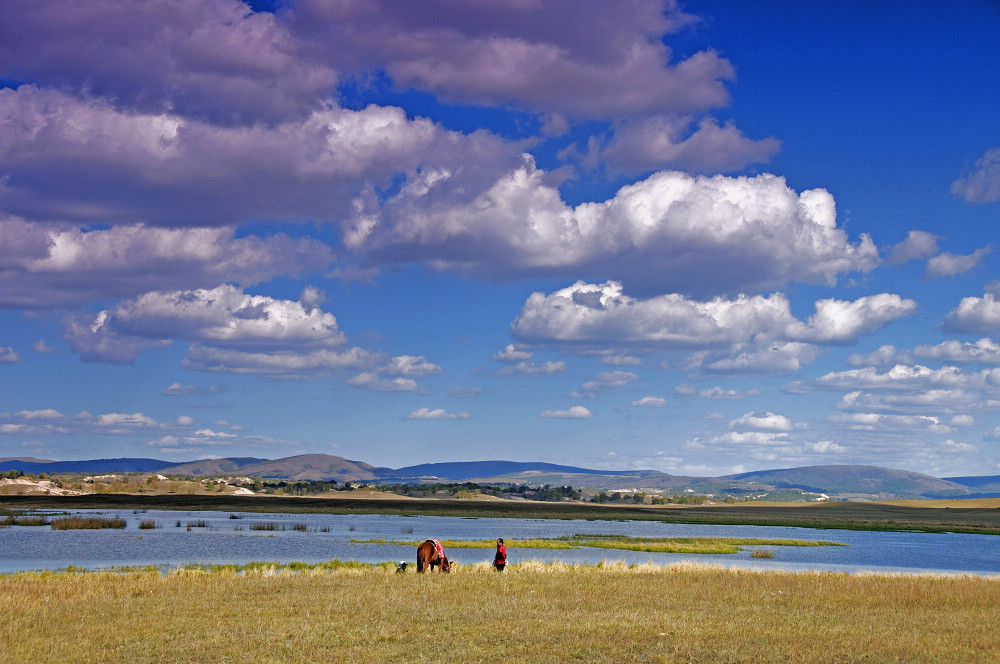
[[3, 562, 998, 663]]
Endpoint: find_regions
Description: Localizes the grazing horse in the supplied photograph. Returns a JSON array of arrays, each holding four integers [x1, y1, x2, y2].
[[416, 539, 451, 573]]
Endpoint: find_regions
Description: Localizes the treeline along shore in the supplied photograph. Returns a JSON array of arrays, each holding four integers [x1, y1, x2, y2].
[[3, 492, 1000, 535]]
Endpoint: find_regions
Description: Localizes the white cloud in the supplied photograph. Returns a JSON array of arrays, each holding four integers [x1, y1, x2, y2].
[[0, 86, 522, 229], [912, 338, 1000, 365], [802, 364, 990, 393], [513, 282, 913, 348], [404, 408, 471, 421], [61, 284, 437, 383], [847, 344, 901, 367], [64, 284, 347, 362], [594, 116, 780, 174], [0, 216, 333, 310], [632, 396, 667, 407], [694, 386, 760, 399], [952, 147, 1000, 204], [572, 370, 639, 398], [886, 230, 941, 265], [829, 412, 951, 434], [729, 411, 794, 432], [0, 347, 20, 363], [347, 373, 421, 393], [162, 382, 223, 396], [97, 412, 158, 428], [512, 281, 913, 374], [493, 344, 534, 363], [539, 406, 592, 419], [601, 354, 642, 366], [942, 288, 1000, 334], [926, 246, 992, 278], [351, 166, 879, 295], [835, 389, 979, 415]]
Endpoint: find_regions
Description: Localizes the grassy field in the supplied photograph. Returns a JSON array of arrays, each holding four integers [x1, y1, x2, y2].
[[2, 561, 998, 663], [4, 492, 1000, 535]]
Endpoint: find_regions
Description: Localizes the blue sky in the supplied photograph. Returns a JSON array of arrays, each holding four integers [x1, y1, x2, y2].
[[1, 0, 999, 477]]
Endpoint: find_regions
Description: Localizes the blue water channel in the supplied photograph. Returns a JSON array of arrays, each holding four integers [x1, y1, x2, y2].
[[1, 509, 998, 576]]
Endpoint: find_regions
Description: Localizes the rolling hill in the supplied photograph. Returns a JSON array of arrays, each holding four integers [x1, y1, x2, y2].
[[724, 465, 972, 499], [1, 455, 997, 500]]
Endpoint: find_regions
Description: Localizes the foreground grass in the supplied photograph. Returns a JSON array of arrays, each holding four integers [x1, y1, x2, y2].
[[2, 562, 998, 663]]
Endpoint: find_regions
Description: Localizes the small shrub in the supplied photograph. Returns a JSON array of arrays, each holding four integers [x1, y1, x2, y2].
[[751, 549, 774, 558], [138, 520, 159, 530]]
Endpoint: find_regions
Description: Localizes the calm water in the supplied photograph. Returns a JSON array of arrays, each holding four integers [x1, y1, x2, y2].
[[1, 509, 998, 576]]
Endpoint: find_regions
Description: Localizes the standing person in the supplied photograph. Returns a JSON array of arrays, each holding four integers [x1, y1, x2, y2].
[[493, 538, 507, 572]]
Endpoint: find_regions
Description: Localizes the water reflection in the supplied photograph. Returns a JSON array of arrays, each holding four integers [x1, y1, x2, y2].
[[1, 508, 998, 576]]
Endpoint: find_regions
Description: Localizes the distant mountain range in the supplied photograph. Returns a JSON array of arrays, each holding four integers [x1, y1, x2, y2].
[[3, 454, 999, 500]]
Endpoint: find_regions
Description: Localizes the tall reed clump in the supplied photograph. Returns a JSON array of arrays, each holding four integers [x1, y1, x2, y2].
[[2, 562, 999, 663], [49, 516, 126, 530], [1, 515, 49, 527]]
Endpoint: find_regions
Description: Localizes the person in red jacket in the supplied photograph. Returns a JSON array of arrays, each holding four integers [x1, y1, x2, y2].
[[493, 538, 507, 572]]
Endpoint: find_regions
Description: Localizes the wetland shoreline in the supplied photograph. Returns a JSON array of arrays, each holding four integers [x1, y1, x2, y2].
[[4, 492, 1000, 535]]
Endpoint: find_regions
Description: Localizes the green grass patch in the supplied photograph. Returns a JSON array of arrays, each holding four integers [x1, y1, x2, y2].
[[351, 534, 845, 555]]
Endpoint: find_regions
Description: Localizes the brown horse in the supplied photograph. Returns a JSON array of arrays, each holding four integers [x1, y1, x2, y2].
[[416, 539, 451, 573]]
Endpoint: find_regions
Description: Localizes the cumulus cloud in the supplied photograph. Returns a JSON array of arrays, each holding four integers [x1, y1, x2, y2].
[[952, 147, 1000, 204], [594, 116, 780, 174], [926, 246, 992, 278], [803, 364, 991, 393], [0, 0, 337, 124], [510, 281, 914, 374], [835, 389, 980, 416], [0, 347, 21, 363], [885, 230, 941, 265], [0, 216, 333, 309], [351, 166, 879, 296], [911, 338, 1000, 365], [941, 287, 1000, 334], [729, 411, 794, 432], [162, 382, 223, 396], [61, 284, 438, 383], [829, 412, 952, 434], [404, 408, 471, 421], [571, 370, 639, 398], [0, 408, 165, 436], [632, 396, 667, 407], [513, 281, 913, 348], [493, 344, 566, 376], [291, 0, 731, 121], [539, 406, 592, 419], [847, 345, 902, 367], [0, 86, 521, 228], [694, 386, 760, 399]]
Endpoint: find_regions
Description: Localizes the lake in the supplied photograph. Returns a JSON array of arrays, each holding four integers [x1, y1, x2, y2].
[[2, 508, 998, 576]]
